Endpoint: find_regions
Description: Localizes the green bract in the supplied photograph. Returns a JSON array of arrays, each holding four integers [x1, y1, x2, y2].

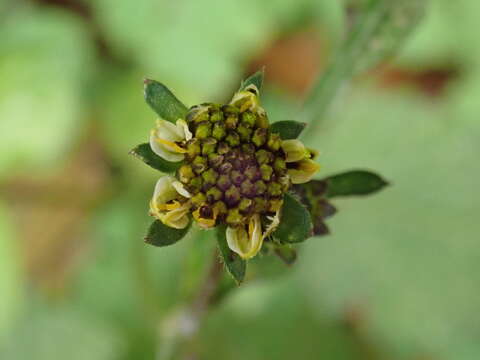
[[131, 70, 388, 283]]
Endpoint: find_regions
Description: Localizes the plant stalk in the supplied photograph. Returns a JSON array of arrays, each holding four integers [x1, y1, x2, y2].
[[157, 249, 224, 360]]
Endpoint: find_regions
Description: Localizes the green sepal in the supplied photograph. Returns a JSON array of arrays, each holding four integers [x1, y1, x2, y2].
[[325, 170, 389, 198], [270, 120, 306, 140], [273, 192, 313, 244], [130, 143, 182, 173], [239, 68, 264, 92], [291, 181, 336, 236], [144, 79, 188, 123], [216, 225, 246, 284], [144, 220, 191, 247], [274, 244, 297, 265]]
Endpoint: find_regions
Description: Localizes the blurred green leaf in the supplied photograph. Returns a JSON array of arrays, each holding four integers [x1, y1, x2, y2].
[[201, 275, 366, 360], [273, 193, 313, 244], [351, 0, 427, 74], [129, 143, 182, 173], [0, 8, 93, 175], [239, 69, 264, 92], [90, 0, 343, 99], [145, 220, 191, 247], [270, 120, 306, 139], [325, 170, 389, 198], [144, 79, 188, 123], [216, 225, 246, 284], [303, 84, 480, 360], [394, 0, 475, 67], [2, 308, 122, 360], [72, 190, 187, 358], [0, 203, 22, 346], [302, 0, 427, 137], [274, 245, 297, 265]]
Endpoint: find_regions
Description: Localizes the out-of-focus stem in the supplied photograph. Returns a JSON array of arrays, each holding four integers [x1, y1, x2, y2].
[[301, 0, 388, 139], [157, 249, 224, 360], [301, 0, 425, 140]]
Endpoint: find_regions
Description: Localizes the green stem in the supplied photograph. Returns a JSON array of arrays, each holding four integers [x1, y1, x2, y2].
[[157, 249, 224, 360], [300, 0, 390, 139]]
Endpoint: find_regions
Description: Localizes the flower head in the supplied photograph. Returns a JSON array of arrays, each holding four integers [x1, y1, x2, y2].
[[145, 81, 319, 260], [133, 71, 389, 284]]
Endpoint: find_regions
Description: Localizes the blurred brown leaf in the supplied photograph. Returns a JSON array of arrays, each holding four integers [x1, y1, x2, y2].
[[248, 28, 327, 96]]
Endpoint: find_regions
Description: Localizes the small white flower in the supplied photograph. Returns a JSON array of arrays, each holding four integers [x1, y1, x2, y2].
[[150, 176, 191, 229], [150, 119, 191, 162], [226, 214, 262, 260], [288, 159, 321, 184], [281, 139, 309, 163], [230, 84, 261, 113], [192, 208, 217, 229], [225, 211, 282, 260]]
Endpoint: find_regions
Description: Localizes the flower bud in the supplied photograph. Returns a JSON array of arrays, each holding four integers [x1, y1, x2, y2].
[[237, 125, 252, 142], [252, 128, 267, 147], [192, 156, 207, 174], [241, 111, 256, 128], [260, 164, 273, 181], [230, 170, 245, 186], [213, 201, 227, 215], [241, 143, 255, 154], [187, 105, 210, 123], [212, 123, 226, 140], [245, 165, 260, 181], [240, 179, 255, 197], [210, 109, 224, 123], [267, 133, 281, 151], [225, 114, 238, 129], [255, 149, 273, 164], [256, 113, 269, 129], [225, 132, 240, 147], [253, 197, 267, 212], [218, 162, 233, 174], [186, 139, 201, 159], [178, 164, 195, 183], [225, 186, 241, 206], [221, 104, 239, 116], [238, 198, 253, 213], [208, 153, 224, 168], [273, 157, 287, 173], [206, 187, 222, 202], [195, 122, 212, 139], [202, 168, 218, 187], [187, 176, 203, 193], [267, 182, 282, 197], [217, 174, 231, 191], [226, 208, 244, 226], [201, 137, 217, 155], [254, 180, 266, 195], [217, 142, 230, 155], [268, 198, 283, 212], [191, 192, 206, 207]]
